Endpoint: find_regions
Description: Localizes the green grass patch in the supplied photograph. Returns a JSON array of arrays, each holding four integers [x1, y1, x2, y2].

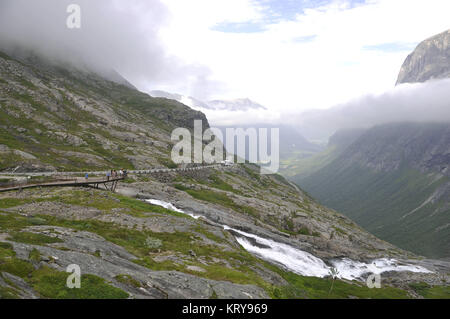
[[0, 285, 19, 299], [134, 257, 182, 272], [271, 270, 409, 299], [0, 242, 13, 250], [158, 157, 178, 169], [0, 211, 51, 232], [0, 198, 34, 209], [242, 164, 261, 181], [333, 226, 347, 236], [114, 274, 142, 288], [0, 257, 35, 278], [186, 188, 233, 206], [174, 184, 189, 191], [0, 241, 16, 270], [175, 185, 259, 218], [30, 266, 129, 299], [208, 175, 235, 193], [36, 216, 198, 258], [53, 190, 190, 219], [194, 226, 227, 244], [7, 232, 63, 245], [29, 248, 42, 262], [0, 240, 35, 278], [201, 264, 265, 286], [298, 227, 312, 236], [409, 282, 450, 299]]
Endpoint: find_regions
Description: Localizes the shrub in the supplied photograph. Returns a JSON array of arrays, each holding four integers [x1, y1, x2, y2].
[[145, 237, 163, 249]]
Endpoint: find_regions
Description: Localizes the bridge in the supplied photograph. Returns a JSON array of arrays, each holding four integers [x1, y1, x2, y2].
[[0, 164, 227, 193]]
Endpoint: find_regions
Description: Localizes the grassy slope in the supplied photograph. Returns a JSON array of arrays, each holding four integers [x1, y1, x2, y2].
[[1, 187, 436, 299]]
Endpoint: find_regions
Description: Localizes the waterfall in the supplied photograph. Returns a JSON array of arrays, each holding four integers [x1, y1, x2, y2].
[[146, 199, 432, 281]]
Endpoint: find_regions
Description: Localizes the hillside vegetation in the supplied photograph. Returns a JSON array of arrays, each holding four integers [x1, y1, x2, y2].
[[294, 123, 450, 258]]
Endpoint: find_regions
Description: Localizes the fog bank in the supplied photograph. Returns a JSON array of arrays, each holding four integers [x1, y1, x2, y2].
[[0, 0, 221, 99]]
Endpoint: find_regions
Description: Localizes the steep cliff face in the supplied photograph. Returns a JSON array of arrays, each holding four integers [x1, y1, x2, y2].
[[339, 123, 450, 176], [396, 29, 450, 85]]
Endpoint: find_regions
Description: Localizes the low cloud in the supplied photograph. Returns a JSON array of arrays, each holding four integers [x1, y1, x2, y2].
[[289, 78, 450, 141], [198, 78, 450, 134], [0, 0, 221, 98], [203, 108, 281, 127]]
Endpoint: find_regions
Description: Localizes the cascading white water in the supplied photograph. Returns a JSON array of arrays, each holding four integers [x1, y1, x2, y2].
[[147, 199, 432, 281], [147, 199, 201, 219], [224, 226, 331, 277], [226, 226, 432, 280], [331, 257, 432, 280]]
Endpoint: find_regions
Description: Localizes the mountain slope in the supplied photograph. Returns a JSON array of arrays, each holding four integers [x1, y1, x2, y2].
[[1, 51, 449, 299], [397, 29, 450, 84], [294, 123, 450, 258], [0, 51, 207, 172]]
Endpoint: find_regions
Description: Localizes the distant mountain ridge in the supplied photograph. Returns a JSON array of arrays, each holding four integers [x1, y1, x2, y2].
[[208, 98, 267, 111], [150, 90, 266, 112]]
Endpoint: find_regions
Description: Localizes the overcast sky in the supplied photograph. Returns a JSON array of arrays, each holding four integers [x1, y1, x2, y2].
[[158, 0, 450, 114], [0, 0, 449, 128]]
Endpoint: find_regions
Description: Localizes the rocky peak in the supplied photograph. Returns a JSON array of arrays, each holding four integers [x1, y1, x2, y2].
[[396, 29, 450, 85]]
